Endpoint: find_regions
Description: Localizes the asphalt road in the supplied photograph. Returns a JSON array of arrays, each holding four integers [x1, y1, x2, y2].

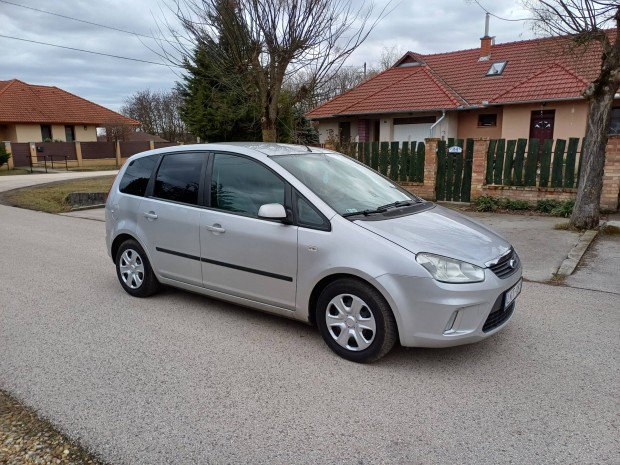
[[1, 204, 618, 465]]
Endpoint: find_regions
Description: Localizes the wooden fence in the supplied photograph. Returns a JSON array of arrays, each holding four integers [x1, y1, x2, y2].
[[485, 138, 583, 188], [342, 141, 425, 183]]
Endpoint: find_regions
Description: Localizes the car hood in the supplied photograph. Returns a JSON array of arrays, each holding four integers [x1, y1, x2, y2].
[[354, 205, 511, 267]]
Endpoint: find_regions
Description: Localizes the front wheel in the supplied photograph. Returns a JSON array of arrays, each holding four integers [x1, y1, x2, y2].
[[316, 279, 397, 363], [115, 240, 159, 297]]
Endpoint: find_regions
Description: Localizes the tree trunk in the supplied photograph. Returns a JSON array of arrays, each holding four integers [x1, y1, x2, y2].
[[570, 94, 615, 229]]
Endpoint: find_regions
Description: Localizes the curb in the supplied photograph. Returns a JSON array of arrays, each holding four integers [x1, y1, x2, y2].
[[555, 230, 598, 277]]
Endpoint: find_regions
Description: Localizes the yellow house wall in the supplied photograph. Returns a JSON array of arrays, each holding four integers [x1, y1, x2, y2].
[[501, 101, 588, 141], [74, 125, 98, 141], [6, 124, 99, 142], [457, 109, 504, 139], [317, 120, 340, 144], [15, 124, 44, 142]]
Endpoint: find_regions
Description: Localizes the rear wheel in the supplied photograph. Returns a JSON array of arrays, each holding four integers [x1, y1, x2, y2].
[[115, 240, 159, 297], [316, 278, 397, 363]]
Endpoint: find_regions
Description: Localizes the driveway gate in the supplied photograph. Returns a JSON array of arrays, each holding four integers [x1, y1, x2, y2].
[[435, 138, 473, 202]]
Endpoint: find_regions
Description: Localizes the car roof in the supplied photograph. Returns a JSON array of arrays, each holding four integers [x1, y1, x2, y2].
[[129, 142, 333, 160]]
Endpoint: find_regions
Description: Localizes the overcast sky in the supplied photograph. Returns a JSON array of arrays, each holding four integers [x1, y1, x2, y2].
[[1, 0, 534, 112]]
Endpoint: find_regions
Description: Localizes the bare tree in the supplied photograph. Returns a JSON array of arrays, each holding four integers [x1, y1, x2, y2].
[[525, 0, 619, 229], [101, 121, 134, 142], [160, 0, 392, 142], [121, 89, 190, 142]]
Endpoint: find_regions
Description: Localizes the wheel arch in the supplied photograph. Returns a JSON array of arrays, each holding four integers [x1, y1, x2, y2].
[[307, 273, 397, 330]]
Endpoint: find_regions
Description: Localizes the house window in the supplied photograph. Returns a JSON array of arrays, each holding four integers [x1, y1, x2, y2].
[[478, 114, 497, 127], [486, 61, 507, 76], [41, 124, 52, 141], [609, 108, 620, 135], [65, 125, 75, 142]]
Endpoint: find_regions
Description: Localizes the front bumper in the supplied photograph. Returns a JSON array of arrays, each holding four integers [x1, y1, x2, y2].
[[376, 268, 522, 348]]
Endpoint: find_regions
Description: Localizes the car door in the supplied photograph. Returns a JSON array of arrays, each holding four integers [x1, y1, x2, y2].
[[137, 151, 206, 287], [200, 152, 298, 310]]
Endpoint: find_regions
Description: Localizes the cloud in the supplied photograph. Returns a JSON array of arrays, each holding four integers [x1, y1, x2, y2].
[[1, 0, 535, 111]]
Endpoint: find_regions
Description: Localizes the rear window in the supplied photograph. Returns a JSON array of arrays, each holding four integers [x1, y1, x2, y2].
[[119, 156, 157, 197], [154, 152, 204, 205]]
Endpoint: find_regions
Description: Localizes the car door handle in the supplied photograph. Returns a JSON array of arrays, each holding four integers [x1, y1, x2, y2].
[[143, 211, 158, 220], [205, 224, 226, 234]]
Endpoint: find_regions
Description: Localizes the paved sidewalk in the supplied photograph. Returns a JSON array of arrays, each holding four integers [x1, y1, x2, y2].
[[0, 170, 117, 193]]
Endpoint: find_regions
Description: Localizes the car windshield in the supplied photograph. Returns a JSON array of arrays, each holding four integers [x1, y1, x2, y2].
[[272, 152, 421, 216]]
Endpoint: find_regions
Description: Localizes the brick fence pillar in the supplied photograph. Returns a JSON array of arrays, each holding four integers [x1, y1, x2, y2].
[[4, 142, 13, 170], [471, 138, 490, 199], [74, 141, 83, 167], [601, 135, 620, 211], [115, 141, 122, 167], [29, 142, 37, 164], [422, 138, 440, 200]]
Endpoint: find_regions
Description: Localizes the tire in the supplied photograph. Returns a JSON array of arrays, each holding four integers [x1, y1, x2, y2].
[[115, 239, 160, 298], [316, 278, 397, 363]]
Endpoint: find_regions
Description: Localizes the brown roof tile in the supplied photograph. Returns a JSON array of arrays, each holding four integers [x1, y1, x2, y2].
[[308, 31, 615, 119], [0, 79, 139, 126]]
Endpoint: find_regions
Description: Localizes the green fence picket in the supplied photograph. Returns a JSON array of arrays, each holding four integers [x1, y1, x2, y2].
[[363, 142, 371, 166], [493, 139, 505, 184], [379, 142, 389, 175], [461, 139, 474, 202], [436, 140, 447, 201], [452, 139, 465, 202], [551, 139, 566, 187], [539, 139, 553, 187], [513, 139, 527, 186], [445, 143, 455, 200], [576, 138, 584, 187], [524, 139, 540, 186], [503, 140, 516, 185], [485, 139, 497, 184], [371, 142, 379, 170], [390, 142, 399, 180], [349, 142, 358, 160], [408, 141, 417, 181], [564, 138, 580, 188], [415, 142, 425, 182], [400, 142, 410, 182]]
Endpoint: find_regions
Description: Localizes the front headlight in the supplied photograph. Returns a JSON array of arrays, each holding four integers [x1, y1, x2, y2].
[[416, 253, 485, 283]]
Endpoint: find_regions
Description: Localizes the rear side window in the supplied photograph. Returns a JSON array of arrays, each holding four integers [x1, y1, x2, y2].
[[119, 156, 157, 196], [154, 152, 204, 205]]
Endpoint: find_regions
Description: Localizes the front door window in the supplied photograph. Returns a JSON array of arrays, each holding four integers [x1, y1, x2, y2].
[[65, 125, 75, 142], [529, 110, 555, 141]]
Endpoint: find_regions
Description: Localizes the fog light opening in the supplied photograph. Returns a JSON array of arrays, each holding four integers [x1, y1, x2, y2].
[[443, 310, 460, 333]]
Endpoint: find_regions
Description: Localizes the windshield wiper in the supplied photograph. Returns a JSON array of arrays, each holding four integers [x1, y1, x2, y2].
[[342, 207, 388, 218], [342, 200, 417, 218]]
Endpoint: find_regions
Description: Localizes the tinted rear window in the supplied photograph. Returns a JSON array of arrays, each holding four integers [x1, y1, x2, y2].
[[119, 156, 157, 196], [154, 152, 204, 205]]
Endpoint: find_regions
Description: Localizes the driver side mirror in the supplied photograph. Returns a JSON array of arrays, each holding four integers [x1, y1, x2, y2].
[[258, 203, 292, 223]]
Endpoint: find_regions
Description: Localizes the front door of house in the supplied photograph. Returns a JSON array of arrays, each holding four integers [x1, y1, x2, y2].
[[530, 110, 555, 141]]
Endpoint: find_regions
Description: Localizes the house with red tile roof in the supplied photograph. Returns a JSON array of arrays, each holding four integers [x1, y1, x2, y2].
[[308, 31, 619, 145], [0, 79, 139, 143]]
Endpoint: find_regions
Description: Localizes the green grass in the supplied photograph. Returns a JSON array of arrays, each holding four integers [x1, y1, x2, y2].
[[0, 169, 32, 176], [0, 176, 115, 213]]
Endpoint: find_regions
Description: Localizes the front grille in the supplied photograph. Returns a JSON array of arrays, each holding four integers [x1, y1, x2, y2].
[[488, 248, 520, 279], [482, 294, 515, 333]]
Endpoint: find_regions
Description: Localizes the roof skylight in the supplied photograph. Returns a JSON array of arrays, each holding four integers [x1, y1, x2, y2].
[[487, 61, 507, 76]]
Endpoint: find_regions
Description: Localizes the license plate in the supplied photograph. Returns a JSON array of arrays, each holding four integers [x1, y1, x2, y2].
[[505, 279, 522, 309]]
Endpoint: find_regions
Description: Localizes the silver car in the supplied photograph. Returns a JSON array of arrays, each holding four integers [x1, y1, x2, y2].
[[105, 143, 522, 362]]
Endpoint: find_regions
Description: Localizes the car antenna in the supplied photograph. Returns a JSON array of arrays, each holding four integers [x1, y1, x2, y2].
[[305, 145, 312, 152]]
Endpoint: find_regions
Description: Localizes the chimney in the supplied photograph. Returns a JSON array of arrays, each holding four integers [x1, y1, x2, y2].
[[480, 13, 492, 60]]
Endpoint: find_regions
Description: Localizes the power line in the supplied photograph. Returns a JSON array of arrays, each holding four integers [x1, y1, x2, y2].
[[472, 0, 533, 22], [0, 0, 173, 43], [0, 34, 182, 68]]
